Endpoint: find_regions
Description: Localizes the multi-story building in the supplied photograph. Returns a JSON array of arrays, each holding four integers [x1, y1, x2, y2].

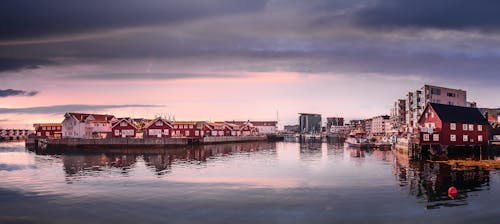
[[390, 99, 406, 132], [403, 85, 468, 132], [364, 118, 373, 134], [370, 115, 390, 136], [349, 120, 366, 131], [299, 113, 322, 134], [326, 117, 344, 133]]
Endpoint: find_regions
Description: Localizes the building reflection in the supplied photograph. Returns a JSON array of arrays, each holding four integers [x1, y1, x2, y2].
[[393, 151, 490, 209], [52, 142, 277, 178]]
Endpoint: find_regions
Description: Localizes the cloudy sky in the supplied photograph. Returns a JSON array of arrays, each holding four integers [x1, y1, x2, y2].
[[1, 0, 499, 128]]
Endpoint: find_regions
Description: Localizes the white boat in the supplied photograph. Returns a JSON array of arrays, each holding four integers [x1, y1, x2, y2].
[[345, 130, 370, 148]]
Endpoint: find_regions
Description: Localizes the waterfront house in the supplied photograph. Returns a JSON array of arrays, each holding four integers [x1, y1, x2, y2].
[[143, 117, 172, 138], [171, 121, 215, 138], [226, 121, 276, 135], [418, 103, 489, 146], [33, 123, 62, 139], [62, 113, 117, 139], [111, 118, 138, 138]]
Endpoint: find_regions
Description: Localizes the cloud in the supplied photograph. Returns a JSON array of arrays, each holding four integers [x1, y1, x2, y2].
[[0, 0, 268, 41], [0, 104, 163, 114], [355, 0, 500, 31], [0, 89, 38, 97], [68, 73, 238, 80], [0, 58, 54, 72]]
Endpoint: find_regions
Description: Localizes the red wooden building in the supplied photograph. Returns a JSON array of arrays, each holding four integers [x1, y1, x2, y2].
[[172, 121, 214, 138], [143, 117, 173, 138], [111, 118, 138, 138], [418, 103, 489, 146], [33, 123, 62, 139]]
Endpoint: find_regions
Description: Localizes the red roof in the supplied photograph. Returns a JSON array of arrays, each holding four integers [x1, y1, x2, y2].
[[67, 112, 115, 123]]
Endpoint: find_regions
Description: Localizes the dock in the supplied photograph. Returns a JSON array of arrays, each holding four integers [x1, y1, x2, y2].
[[26, 135, 273, 151]]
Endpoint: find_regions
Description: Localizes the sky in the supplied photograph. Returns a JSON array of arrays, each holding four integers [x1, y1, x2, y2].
[[1, 0, 499, 129]]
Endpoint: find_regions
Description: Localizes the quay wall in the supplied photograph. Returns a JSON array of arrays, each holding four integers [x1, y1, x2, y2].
[[201, 136, 267, 144]]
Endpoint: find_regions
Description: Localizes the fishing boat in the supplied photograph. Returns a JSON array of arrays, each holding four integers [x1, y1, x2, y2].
[[345, 130, 370, 148]]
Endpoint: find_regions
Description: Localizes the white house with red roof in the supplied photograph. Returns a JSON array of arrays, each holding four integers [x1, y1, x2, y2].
[[62, 112, 117, 139]]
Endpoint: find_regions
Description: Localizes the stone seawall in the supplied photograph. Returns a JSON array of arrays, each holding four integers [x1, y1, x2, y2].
[[201, 136, 267, 144]]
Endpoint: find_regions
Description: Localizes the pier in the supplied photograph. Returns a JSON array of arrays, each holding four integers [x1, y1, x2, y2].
[[26, 135, 273, 151]]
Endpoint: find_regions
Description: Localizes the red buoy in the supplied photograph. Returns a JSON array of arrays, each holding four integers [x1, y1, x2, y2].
[[448, 186, 458, 199]]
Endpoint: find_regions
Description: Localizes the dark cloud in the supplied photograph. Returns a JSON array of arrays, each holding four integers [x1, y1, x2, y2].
[[355, 0, 500, 31], [69, 73, 238, 80], [0, 89, 38, 97], [0, 104, 163, 114], [0, 58, 54, 72], [0, 0, 268, 41]]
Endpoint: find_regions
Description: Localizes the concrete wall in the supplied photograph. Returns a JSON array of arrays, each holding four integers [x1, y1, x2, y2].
[[48, 138, 188, 146], [201, 136, 267, 143]]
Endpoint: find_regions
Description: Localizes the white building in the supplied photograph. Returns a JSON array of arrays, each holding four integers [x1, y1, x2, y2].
[[62, 112, 117, 139], [370, 115, 391, 136]]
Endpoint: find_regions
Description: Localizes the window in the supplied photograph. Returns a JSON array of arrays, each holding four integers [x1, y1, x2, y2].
[[45, 132, 50, 136], [155, 121, 163, 126], [195, 131, 199, 136], [478, 125, 482, 131], [57, 126, 61, 130], [120, 121, 127, 127], [42, 126, 46, 130], [447, 92, 456, 97], [433, 134, 439, 141], [212, 131, 217, 136], [184, 125, 188, 129], [463, 135, 468, 142], [115, 130, 120, 136], [163, 129, 169, 135], [37, 132, 41, 137], [431, 112, 434, 118], [431, 88, 441, 95], [478, 135, 483, 142], [462, 124, 468, 131], [450, 123, 456, 130], [185, 130, 189, 136], [122, 129, 134, 136], [448, 101, 454, 105], [425, 112, 428, 118], [148, 129, 161, 136], [468, 124, 474, 131], [189, 125, 194, 129], [174, 125, 178, 129], [451, 134, 456, 142], [423, 134, 430, 141]]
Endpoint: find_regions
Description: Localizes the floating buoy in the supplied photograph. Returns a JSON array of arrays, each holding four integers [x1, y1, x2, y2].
[[448, 186, 458, 199]]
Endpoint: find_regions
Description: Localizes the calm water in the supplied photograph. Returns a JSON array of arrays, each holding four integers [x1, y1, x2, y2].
[[1, 141, 499, 223]]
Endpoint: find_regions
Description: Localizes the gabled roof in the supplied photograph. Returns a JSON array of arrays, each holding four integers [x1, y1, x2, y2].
[[144, 117, 173, 129], [112, 118, 138, 129], [66, 112, 115, 123], [421, 103, 489, 125]]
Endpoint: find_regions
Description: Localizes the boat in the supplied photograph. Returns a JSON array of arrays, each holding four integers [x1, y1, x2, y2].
[[345, 130, 371, 148]]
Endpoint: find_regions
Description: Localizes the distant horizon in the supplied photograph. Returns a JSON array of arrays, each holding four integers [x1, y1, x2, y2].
[[1, 1, 499, 129]]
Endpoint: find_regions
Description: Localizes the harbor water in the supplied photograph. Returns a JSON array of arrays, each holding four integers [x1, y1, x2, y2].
[[1, 141, 499, 223]]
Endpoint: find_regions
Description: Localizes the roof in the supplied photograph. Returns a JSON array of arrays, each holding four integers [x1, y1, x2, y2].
[[225, 121, 277, 126], [424, 103, 489, 124], [144, 117, 172, 129], [173, 121, 197, 125], [66, 112, 115, 122], [111, 118, 138, 129], [34, 123, 61, 127]]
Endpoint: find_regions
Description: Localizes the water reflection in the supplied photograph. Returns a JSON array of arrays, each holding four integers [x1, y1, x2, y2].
[[58, 142, 278, 178], [393, 150, 490, 209]]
